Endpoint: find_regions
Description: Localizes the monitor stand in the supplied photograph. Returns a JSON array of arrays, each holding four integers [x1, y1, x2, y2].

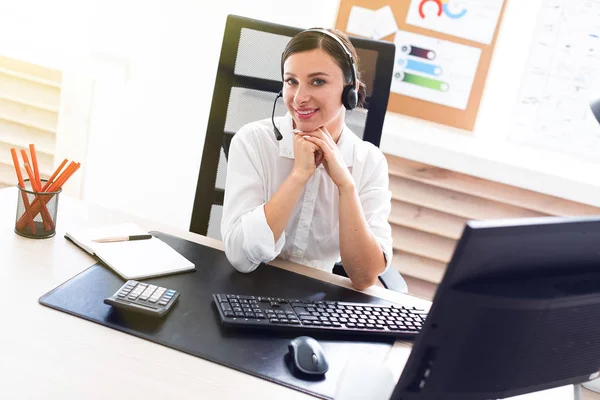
[[358, 364, 594, 399], [334, 362, 583, 400]]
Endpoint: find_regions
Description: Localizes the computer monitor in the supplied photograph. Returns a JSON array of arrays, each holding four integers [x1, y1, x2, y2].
[[391, 215, 600, 400]]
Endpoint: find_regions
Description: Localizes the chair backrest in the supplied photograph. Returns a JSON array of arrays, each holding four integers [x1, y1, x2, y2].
[[190, 14, 395, 240]]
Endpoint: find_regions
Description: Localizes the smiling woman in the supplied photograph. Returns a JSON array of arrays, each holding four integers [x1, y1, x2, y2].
[[220, 28, 405, 292]]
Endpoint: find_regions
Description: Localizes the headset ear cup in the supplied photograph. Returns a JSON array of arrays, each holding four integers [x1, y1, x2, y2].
[[342, 85, 358, 110]]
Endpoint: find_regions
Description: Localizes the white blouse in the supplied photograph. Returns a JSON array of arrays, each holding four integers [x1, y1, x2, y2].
[[221, 113, 394, 277]]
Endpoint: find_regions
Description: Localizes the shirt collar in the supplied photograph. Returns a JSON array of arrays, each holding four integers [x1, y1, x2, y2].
[[277, 113, 356, 167]]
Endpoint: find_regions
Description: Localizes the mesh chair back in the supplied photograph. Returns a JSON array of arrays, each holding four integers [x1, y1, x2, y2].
[[190, 15, 394, 240]]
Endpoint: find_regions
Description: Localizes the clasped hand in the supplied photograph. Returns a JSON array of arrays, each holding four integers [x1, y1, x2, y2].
[[291, 126, 354, 190]]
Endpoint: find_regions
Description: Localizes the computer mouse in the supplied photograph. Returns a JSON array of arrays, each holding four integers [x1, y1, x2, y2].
[[287, 336, 329, 376]]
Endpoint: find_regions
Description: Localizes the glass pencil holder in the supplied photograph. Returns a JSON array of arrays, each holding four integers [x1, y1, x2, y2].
[[15, 179, 61, 239]]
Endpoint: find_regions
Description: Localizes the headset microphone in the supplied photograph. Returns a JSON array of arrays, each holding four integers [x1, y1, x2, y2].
[[271, 91, 283, 141]]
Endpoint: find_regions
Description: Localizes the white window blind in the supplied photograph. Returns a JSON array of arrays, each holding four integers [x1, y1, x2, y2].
[[0, 55, 61, 188]]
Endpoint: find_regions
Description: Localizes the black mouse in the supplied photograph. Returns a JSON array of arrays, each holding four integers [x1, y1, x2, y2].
[[287, 336, 329, 376]]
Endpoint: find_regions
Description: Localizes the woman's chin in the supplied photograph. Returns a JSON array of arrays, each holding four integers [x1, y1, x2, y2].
[[294, 121, 319, 133]]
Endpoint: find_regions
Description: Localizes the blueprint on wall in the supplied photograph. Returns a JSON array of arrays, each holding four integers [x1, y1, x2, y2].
[[510, 0, 600, 161]]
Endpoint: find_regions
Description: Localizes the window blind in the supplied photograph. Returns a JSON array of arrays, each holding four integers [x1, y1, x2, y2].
[[0, 55, 61, 188]]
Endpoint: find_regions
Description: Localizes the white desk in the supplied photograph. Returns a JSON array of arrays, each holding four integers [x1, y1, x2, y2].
[[0, 187, 595, 399]]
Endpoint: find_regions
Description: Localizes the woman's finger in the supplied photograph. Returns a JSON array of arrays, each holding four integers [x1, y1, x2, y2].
[[299, 129, 333, 148], [303, 135, 332, 156], [303, 138, 321, 154], [317, 127, 337, 148]]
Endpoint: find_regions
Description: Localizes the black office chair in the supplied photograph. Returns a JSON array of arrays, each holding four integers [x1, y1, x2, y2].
[[190, 14, 406, 293]]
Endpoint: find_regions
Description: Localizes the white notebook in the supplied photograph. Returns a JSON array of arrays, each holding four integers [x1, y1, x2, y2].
[[65, 223, 195, 280]]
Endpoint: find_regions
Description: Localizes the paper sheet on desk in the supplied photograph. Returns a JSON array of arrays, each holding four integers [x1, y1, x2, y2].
[[65, 223, 195, 280], [95, 237, 195, 279]]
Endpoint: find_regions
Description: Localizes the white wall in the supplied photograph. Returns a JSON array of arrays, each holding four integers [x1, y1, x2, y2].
[[79, 0, 342, 230], [0, 0, 342, 229], [2, 0, 598, 231]]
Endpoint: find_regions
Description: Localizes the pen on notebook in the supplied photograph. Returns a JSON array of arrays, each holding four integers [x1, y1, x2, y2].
[[92, 234, 153, 243]]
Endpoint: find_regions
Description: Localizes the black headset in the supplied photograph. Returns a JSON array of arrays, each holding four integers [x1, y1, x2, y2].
[[272, 28, 359, 141]]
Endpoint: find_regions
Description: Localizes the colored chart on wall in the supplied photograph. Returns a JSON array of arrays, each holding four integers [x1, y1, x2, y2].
[[405, 0, 505, 45], [391, 30, 481, 110], [335, 0, 506, 131]]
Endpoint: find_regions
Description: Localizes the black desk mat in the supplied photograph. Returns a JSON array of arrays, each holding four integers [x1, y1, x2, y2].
[[39, 231, 397, 399]]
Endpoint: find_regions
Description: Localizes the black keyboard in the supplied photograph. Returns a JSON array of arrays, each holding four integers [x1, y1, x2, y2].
[[213, 294, 427, 339]]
